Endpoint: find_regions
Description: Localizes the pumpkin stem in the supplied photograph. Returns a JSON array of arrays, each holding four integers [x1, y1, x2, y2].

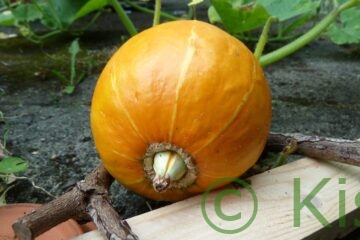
[[152, 151, 186, 192], [143, 143, 197, 193]]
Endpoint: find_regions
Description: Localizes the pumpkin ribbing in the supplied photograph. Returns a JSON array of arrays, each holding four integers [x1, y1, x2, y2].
[[90, 20, 272, 201]]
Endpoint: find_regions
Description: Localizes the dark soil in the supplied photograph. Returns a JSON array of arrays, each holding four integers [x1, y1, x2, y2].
[[1, 4, 360, 238]]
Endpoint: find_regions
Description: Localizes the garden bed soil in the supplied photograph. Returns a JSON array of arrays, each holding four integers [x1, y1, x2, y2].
[[0, 6, 360, 239]]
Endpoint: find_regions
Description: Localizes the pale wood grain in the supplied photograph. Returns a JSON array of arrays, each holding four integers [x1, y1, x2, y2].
[[73, 157, 360, 240]]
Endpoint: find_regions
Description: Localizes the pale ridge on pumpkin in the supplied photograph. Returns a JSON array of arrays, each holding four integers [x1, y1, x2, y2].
[[90, 20, 272, 201], [193, 55, 258, 155], [110, 67, 148, 144], [111, 148, 137, 162], [169, 25, 198, 141]]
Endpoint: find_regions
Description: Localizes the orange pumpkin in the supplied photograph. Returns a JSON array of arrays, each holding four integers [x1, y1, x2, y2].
[[90, 20, 272, 201]]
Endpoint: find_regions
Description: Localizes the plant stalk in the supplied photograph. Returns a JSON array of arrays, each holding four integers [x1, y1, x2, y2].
[[153, 0, 162, 26], [254, 16, 277, 59], [259, 0, 360, 67], [108, 0, 137, 36]]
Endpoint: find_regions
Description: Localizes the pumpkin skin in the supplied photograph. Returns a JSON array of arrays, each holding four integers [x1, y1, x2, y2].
[[90, 20, 272, 201]]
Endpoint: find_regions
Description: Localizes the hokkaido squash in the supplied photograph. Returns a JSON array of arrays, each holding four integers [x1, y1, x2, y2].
[[90, 20, 272, 202]]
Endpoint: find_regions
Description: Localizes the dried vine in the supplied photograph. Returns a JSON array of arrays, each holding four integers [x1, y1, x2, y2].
[[267, 133, 360, 166], [12, 164, 138, 240], [11, 132, 360, 240]]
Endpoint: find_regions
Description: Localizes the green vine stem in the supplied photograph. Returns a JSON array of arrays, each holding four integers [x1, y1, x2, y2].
[[259, 0, 360, 67], [254, 16, 277, 60], [108, 0, 138, 36], [153, 0, 162, 26], [123, 0, 179, 21]]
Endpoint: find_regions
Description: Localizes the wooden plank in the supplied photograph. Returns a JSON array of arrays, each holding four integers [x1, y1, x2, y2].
[[72, 158, 360, 240], [127, 158, 360, 239]]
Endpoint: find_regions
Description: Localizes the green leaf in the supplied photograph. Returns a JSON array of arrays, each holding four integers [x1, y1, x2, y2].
[[327, 8, 360, 44], [0, 10, 16, 26], [0, 157, 28, 174], [75, 0, 108, 20], [208, 5, 222, 23], [69, 38, 80, 56], [257, 0, 320, 22], [210, 0, 270, 33], [34, 0, 88, 29], [63, 85, 75, 94], [11, 3, 43, 22], [281, 11, 315, 36]]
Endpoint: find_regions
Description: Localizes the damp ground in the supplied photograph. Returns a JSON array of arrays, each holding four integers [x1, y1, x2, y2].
[[0, 4, 359, 238]]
